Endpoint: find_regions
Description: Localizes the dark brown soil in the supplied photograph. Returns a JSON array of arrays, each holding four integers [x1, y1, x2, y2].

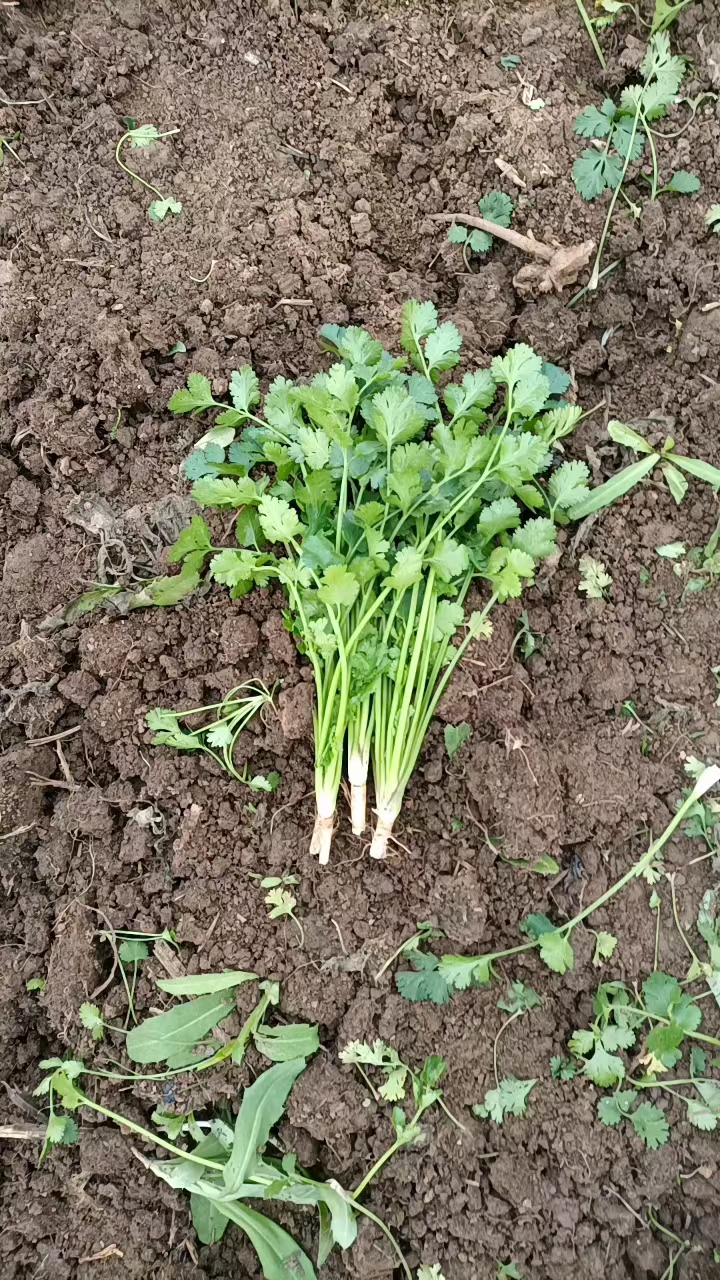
[[2, 0, 720, 1277]]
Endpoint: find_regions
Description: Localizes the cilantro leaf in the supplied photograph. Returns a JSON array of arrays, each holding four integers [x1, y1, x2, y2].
[[229, 367, 261, 415], [478, 190, 514, 227], [538, 930, 574, 975], [316, 564, 360, 608], [192, 476, 258, 508], [476, 497, 522, 544], [363, 386, 426, 448], [549, 460, 591, 510], [497, 982, 541, 1014], [473, 1076, 536, 1123], [387, 546, 424, 591], [401, 299, 438, 367], [597, 1089, 638, 1126], [430, 537, 469, 582], [258, 495, 303, 543], [44, 1114, 79, 1149], [520, 913, 555, 940], [578, 555, 612, 599], [573, 149, 623, 200], [511, 517, 557, 560], [593, 931, 618, 967], [79, 1002, 104, 1041], [169, 373, 217, 416], [583, 1046, 626, 1087], [447, 223, 468, 245], [395, 952, 452, 1005], [424, 322, 462, 377], [148, 197, 182, 222], [574, 100, 616, 138], [642, 971, 681, 1018], [491, 345, 550, 418], [630, 1102, 669, 1148], [209, 549, 262, 590], [550, 1056, 577, 1080]]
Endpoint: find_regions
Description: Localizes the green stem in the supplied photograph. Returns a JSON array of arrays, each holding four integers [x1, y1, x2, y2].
[[588, 103, 642, 291], [574, 0, 606, 67], [351, 1202, 413, 1280], [115, 129, 178, 201], [493, 1009, 523, 1089], [351, 1109, 423, 1200], [75, 1091, 225, 1170]]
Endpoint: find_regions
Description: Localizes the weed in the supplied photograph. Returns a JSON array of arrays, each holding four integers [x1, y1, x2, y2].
[[550, 1056, 577, 1080], [115, 122, 182, 222], [497, 1263, 524, 1280], [444, 722, 472, 760], [36, 1054, 413, 1278], [498, 852, 560, 875], [418, 1267, 446, 1280], [652, 0, 696, 31], [707, 205, 720, 236], [26, 977, 46, 992], [513, 609, 543, 659]]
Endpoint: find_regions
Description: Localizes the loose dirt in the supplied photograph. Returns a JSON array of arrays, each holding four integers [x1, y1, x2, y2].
[[2, 1, 720, 1277]]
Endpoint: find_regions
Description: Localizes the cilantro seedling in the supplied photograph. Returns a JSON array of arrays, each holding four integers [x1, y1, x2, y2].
[[573, 34, 693, 289], [145, 304, 720, 865], [26, 976, 46, 992], [341, 1041, 464, 1193], [447, 190, 515, 266], [418, 1267, 446, 1280], [578, 555, 612, 599], [497, 1264, 524, 1280], [374, 921, 444, 981], [78, 1002, 122, 1043], [148, 680, 279, 793], [500, 55, 520, 70], [395, 765, 720, 998], [444, 722, 472, 760], [550, 1056, 577, 1080], [707, 205, 720, 236], [512, 609, 544, 659], [115, 122, 182, 222], [264, 886, 304, 947]]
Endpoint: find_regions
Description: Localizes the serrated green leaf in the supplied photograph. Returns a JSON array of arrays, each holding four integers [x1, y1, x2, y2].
[[169, 372, 217, 416], [476, 497, 522, 543], [666, 169, 700, 194], [148, 196, 182, 222], [573, 149, 623, 200], [118, 939, 149, 963], [491, 345, 550, 417], [229, 367, 261, 415], [258, 495, 303, 543], [520, 913, 555, 940], [316, 564, 359, 608], [473, 1076, 536, 1124], [167, 516, 212, 564], [396, 952, 452, 1004], [192, 475, 258, 508], [538, 930, 574, 974], [478, 190, 515, 227], [574, 101, 616, 138], [630, 1101, 669, 1148], [447, 224, 469, 244], [430, 537, 469, 582], [511, 518, 557, 560], [387, 545, 424, 591], [424, 322, 462, 376], [550, 460, 591, 510], [79, 1002, 104, 1041], [578, 555, 612, 599], [583, 1045, 625, 1087], [592, 931, 618, 967], [597, 1089, 638, 1126]]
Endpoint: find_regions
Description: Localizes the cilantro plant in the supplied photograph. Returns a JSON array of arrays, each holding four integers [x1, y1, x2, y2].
[[160, 305, 720, 863], [115, 122, 182, 222], [395, 766, 720, 998], [573, 35, 699, 288], [473, 982, 540, 1125], [447, 191, 515, 265], [566, 975, 720, 1146], [578, 554, 612, 599], [340, 1041, 464, 1186], [147, 681, 279, 793]]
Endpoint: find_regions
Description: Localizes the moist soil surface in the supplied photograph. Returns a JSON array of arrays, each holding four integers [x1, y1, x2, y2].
[[2, 1, 720, 1277]]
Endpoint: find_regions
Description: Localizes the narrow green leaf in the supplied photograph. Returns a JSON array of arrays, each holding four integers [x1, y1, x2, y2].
[[156, 971, 258, 996], [223, 1059, 307, 1193], [568, 454, 660, 519], [252, 1023, 320, 1062]]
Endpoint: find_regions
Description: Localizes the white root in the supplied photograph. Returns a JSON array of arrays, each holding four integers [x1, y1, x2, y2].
[[350, 783, 367, 836], [310, 812, 334, 865], [370, 813, 395, 860]]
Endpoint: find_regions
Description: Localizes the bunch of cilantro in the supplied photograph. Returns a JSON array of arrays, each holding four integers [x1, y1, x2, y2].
[[166, 301, 599, 862]]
